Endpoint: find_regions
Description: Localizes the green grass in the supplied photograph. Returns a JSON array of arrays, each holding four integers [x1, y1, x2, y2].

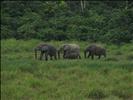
[[1, 39, 133, 100]]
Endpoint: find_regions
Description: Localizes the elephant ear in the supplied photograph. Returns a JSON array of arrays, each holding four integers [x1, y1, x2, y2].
[[64, 45, 70, 51], [41, 46, 49, 51]]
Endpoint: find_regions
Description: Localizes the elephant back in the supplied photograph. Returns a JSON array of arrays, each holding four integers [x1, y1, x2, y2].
[[65, 44, 80, 52], [87, 44, 106, 55], [95, 47, 106, 55]]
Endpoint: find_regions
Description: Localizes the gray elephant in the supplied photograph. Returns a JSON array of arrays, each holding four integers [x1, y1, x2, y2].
[[64, 50, 80, 59], [58, 44, 81, 59], [34, 44, 57, 61], [84, 45, 106, 59]]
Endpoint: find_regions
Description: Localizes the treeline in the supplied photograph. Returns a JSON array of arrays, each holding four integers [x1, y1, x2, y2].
[[1, 1, 133, 43]]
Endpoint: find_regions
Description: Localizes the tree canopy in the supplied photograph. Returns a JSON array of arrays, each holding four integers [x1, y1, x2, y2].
[[1, 1, 133, 43]]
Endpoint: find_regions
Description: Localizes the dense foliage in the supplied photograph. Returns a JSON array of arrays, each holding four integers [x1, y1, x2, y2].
[[1, 1, 133, 43]]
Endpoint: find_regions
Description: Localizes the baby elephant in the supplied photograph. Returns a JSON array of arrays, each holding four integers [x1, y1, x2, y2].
[[64, 50, 81, 59], [84, 45, 106, 59], [34, 44, 57, 61], [58, 44, 81, 59]]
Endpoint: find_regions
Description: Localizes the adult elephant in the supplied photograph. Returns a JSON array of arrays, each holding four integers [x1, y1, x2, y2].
[[84, 44, 106, 59], [58, 44, 81, 59], [34, 44, 57, 61]]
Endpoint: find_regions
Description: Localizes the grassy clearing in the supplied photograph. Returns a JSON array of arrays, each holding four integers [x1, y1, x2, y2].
[[1, 39, 133, 100]]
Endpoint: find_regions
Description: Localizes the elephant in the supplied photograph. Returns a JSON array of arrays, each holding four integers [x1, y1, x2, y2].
[[58, 44, 81, 59], [84, 44, 106, 59], [64, 50, 81, 59], [34, 44, 57, 61]]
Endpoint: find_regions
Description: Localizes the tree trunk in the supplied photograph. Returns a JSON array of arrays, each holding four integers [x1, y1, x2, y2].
[[81, 0, 84, 13], [125, 0, 128, 10], [84, 0, 86, 9]]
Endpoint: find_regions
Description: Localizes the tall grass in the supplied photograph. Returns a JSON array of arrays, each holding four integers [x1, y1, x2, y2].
[[1, 39, 133, 100]]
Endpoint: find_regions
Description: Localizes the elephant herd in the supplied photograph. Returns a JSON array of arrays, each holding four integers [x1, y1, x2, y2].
[[34, 43, 106, 61]]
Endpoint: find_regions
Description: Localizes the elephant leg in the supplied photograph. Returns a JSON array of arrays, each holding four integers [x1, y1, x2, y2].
[[50, 56, 53, 60], [35, 50, 37, 59], [79, 55, 81, 59], [63, 51, 66, 59], [54, 54, 57, 60], [84, 51, 87, 58], [87, 53, 91, 58], [98, 55, 101, 59], [58, 53, 60, 59], [91, 55, 94, 60], [63, 54, 65, 59], [39, 51, 44, 60], [63, 55, 65, 59], [45, 53, 48, 61], [104, 54, 106, 58]]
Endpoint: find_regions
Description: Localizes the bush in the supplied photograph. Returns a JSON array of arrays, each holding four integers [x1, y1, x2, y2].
[[1, 25, 14, 39]]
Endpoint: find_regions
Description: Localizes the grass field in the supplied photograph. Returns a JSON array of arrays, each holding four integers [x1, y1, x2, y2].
[[1, 39, 133, 100]]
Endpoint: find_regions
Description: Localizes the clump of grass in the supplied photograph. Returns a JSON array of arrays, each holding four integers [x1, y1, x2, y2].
[[105, 57, 118, 61], [19, 62, 38, 73], [120, 63, 133, 72], [126, 54, 133, 60], [111, 89, 132, 99], [114, 51, 123, 55], [28, 78, 42, 90], [87, 89, 108, 99], [100, 68, 110, 75], [103, 95, 122, 100], [1, 71, 17, 84]]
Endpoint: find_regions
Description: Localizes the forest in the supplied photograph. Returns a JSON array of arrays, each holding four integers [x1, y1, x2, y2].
[[1, 1, 133, 44]]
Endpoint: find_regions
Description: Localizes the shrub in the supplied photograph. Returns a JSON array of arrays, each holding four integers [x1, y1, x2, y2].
[[1, 25, 14, 39]]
